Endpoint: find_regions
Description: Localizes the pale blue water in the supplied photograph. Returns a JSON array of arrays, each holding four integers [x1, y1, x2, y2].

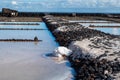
[[0, 30, 48, 39], [95, 28, 120, 35], [69, 20, 110, 23], [0, 22, 47, 29], [80, 22, 120, 35], [0, 22, 73, 80], [0, 22, 55, 41]]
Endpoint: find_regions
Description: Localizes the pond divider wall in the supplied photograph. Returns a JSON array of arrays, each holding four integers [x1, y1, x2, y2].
[[42, 15, 119, 46], [42, 15, 120, 80], [0, 39, 42, 42]]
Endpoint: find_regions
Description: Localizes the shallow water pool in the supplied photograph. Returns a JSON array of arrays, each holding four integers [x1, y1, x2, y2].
[[0, 22, 47, 29], [80, 22, 120, 35], [0, 22, 73, 80]]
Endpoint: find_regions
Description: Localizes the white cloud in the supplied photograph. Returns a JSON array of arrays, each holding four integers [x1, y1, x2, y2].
[[53, 0, 120, 8], [7, 0, 120, 8], [11, 1, 17, 5]]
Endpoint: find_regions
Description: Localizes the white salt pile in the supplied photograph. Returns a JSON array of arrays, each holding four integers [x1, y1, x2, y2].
[[69, 36, 120, 61], [53, 46, 72, 57]]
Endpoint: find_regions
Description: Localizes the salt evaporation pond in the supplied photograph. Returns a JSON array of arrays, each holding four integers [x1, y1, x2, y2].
[[0, 22, 72, 80], [69, 20, 110, 23], [95, 28, 120, 35], [0, 22, 47, 30], [80, 22, 120, 35], [81, 23, 120, 27], [0, 30, 49, 39]]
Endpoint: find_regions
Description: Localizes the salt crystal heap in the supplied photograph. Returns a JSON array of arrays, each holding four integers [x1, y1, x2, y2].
[[53, 46, 72, 58], [69, 36, 120, 61]]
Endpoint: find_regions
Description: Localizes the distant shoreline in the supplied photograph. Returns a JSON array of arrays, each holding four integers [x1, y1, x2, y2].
[[0, 12, 120, 22]]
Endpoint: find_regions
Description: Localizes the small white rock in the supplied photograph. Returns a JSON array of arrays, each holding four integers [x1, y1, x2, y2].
[[104, 70, 109, 75]]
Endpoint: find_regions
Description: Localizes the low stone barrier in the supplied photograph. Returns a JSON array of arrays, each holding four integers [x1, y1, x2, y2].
[[42, 15, 120, 80]]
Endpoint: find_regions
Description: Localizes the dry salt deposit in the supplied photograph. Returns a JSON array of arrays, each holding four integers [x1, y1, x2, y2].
[[69, 36, 120, 61], [69, 36, 120, 79]]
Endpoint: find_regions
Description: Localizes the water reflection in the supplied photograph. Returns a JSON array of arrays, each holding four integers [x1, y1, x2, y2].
[[78, 21, 120, 35], [94, 27, 120, 35], [0, 22, 72, 80], [0, 22, 51, 40], [0, 22, 47, 29], [113, 28, 119, 35], [81, 23, 120, 27], [69, 20, 110, 23]]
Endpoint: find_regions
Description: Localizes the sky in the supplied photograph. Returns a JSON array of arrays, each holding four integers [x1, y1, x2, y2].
[[1, 0, 120, 13]]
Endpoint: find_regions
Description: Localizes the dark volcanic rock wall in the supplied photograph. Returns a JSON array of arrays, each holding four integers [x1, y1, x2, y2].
[[42, 15, 119, 47], [42, 15, 120, 80]]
